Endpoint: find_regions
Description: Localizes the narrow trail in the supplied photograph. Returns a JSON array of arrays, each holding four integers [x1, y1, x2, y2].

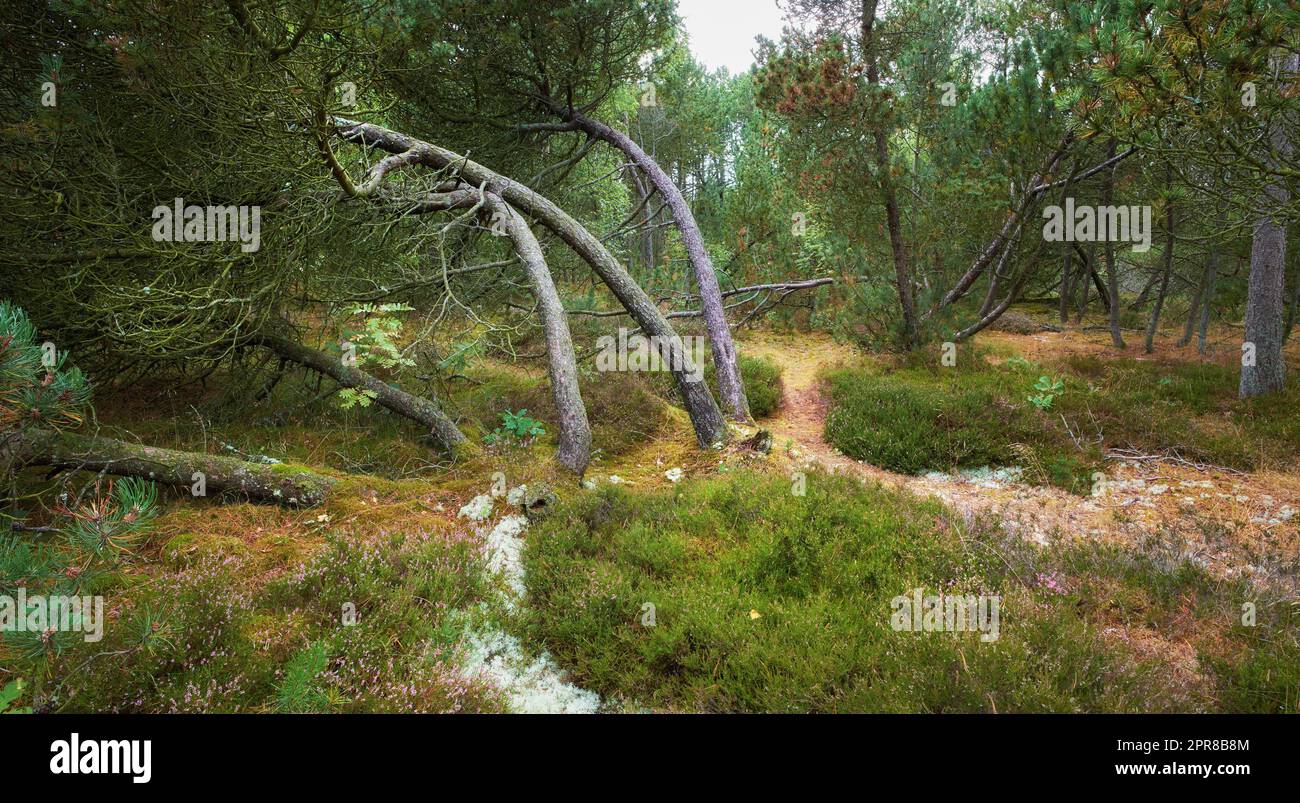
[[739, 330, 1299, 589]]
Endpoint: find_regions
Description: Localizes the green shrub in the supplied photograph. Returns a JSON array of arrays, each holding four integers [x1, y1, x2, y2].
[[737, 355, 782, 418], [699, 354, 783, 418], [823, 362, 1098, 490], [522, 470, 1211, 712]]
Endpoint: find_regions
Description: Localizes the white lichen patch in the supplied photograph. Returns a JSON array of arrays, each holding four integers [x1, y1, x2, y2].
[[461, 626, 601, 714], [484, 514, 529, 602], [458, 493, 494, 521], [458, 486, 604, 714]]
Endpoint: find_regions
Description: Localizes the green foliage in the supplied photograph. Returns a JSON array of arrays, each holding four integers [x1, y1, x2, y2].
[[738, 355, 783, 418], [0, 300, 92, 433], [1027, 375, 1065, 411], [274, 641, 338, 713], [0, 476, 159, 702], [341, 304, 416, 371], [703, 354, 783, 418], [483, 409, 545, 446], [0, 679, 31, 714], [826, 350, 1300, 492], [55, 527, 504, 713], [523, 469, 1282, 712]]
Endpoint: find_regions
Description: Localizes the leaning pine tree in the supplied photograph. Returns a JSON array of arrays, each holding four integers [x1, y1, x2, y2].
[[0, 301, 334, 507]]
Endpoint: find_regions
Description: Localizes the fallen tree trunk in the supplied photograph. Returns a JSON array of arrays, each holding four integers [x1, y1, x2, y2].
[[253, 332, 467, 453], [332, 118, 728, 447], [7, 428, 334, 507]]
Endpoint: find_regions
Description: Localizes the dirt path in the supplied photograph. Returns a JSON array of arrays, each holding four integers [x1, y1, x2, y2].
[[739, 330, 1299, 590]]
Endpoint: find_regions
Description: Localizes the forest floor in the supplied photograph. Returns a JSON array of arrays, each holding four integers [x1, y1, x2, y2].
[[21, 313, 1298, 712], [740, 327, 1300, 591]]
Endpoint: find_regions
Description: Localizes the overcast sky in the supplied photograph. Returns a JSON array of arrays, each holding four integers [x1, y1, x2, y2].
[[677, 0, 786, 75]]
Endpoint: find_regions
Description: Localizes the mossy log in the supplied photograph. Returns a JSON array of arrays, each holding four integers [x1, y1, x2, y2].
[[8, 428, 334, 507]]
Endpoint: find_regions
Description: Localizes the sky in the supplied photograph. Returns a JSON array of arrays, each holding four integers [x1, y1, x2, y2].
[[676, 0, 787, 75]]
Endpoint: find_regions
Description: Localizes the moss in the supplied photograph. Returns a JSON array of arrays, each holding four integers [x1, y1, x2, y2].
[[161, 532, 250, 566]]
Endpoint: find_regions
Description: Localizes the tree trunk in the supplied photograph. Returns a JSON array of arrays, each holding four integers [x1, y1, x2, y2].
[[1240, 52, 1297, 398], [254, 332, 467, 453], [1285, 240, 1299, 341], [1179, 248, 1217, 348], [1059, 159, 1083, 324], [333, 118, 728, 447], [559, 110, 751, 421], [482, 193, 592, 474], [8, 428, 334, 507], [862, 0, 918, 349], [979, 217, 1023, 317], [1101, 139, 1126, 349], [1198, 253, 1218, 356], [1145, 175, 1175, 353], [1075, 243, 1091, 323]]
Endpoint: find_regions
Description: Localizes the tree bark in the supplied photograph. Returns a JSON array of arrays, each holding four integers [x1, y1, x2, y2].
[[482, 193, 592, 474], [1285, 240, 1299, 341], [862, 0, 918, 349], [253, 332, 467, 453], [333, 118, 728, 447], [1198, 253, 1218, 356], [1179, 246, 1217, 348], [1145, 174, 1175, 353], [7, 428, 334, 507], [1240, 52, 1297, 398], [558, 109, 751, 421], [1101, 140, 1126, 349]]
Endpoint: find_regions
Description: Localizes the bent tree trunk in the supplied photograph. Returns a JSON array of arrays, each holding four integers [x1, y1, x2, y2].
[[334, 118, 728, 447], [559, 109, 751, 421], [483, 193, 592, 474], [1240, 53, 1297, 398], [8, 428, 333, 507], [254, 332, 467, 453]]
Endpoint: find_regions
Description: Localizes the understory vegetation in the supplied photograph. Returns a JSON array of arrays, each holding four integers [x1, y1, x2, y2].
[[825, 341, 1300, 494], [524, 470, 1298, 713]]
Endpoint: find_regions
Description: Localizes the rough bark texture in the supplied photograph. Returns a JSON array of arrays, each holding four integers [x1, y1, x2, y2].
[[8, 428, 333, 507], [1145, 177, 1175, 354], [862, 0, 917, 349], [1198, 253, 1218, 355], [1059, 158, 1084, 324], [482, 193, 592, 474], [1285, 247, 1299, 341], [1101, 140, 1126, 349], [560, 109, 751, 421], [1240, 53, 1296, 398], [334, 118, 728, 447], [254, 332, 467, 453]]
